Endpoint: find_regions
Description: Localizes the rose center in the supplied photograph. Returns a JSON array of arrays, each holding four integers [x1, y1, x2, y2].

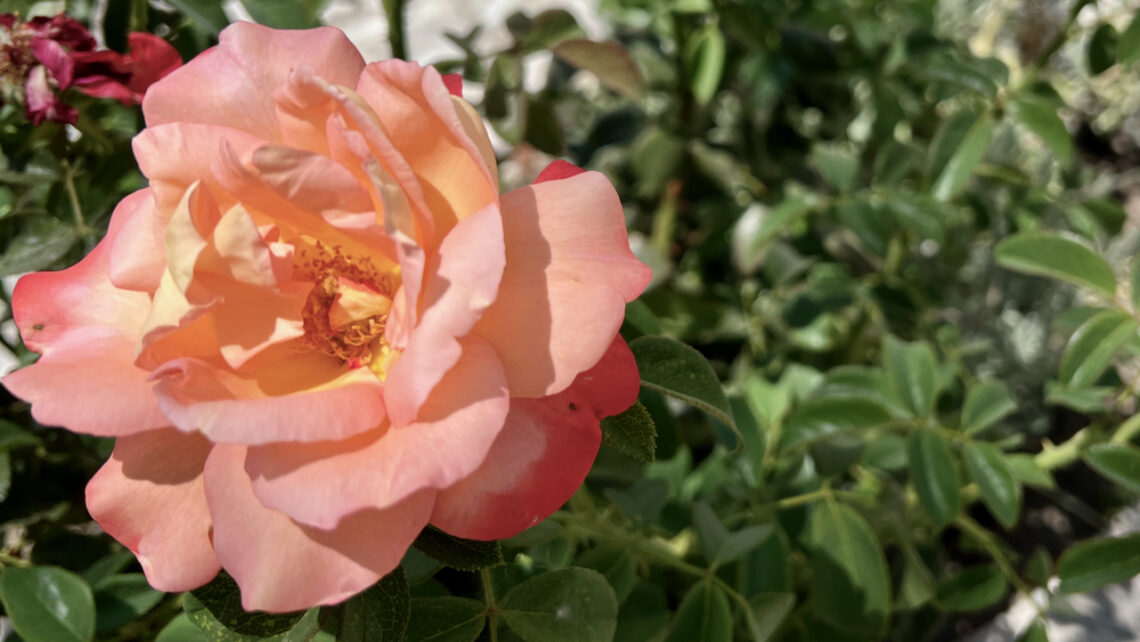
[[296, 242, 395, 369]]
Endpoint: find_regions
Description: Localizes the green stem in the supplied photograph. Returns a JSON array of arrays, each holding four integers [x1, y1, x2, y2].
[[955, 514, 1044, 616], [649, 180, 681, 257], [61, 160, 91, 238], [0, 552, 30, 567], [481, 568, 499, 642], [382, 0, 407, 60]]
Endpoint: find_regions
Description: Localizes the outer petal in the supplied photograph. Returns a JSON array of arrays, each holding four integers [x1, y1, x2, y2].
[[151, 355, 385, 444], [3, 190, 168, 435], [474, 171, 651, 398], [246, 337, 509, 529], [431, 335, 639, 540], [383, 202, 504, 426], [204, 444, 434, 613], [109, 190, 164, 292], [142, 22, 364, 141], [86, 429, 219, 592]]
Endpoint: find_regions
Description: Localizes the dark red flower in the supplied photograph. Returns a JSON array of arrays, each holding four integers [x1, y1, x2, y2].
[[1, 13, 181, 125]]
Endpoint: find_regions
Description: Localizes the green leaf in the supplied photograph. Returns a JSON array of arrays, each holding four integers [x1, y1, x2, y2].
[[897, 554, 937, 610], [0, 217, 79, 278], [239, 0, 325, 28], [908, 428, 960, 529], [186, 571, 303, 638], [961, 380, 1017, 433], [340, 568, 411, 642], [164, 0, 229, 34], [744, 593, 795, 642], [413, 526, 503, 571], [1085, 443, 1140, 493], [807, 501, 893, 634], [1020, 621, 1050, 642], [155, 614, 207, 642], [780, 396, 892, 449], [808, 501, 891, 634], [1088, 23, 1119, 75], [1131, 257, 1140, 312], [524, 98, 564, 155], [931, 112, 994, 201], [93, 573, 164, 633], [574, 546, 637, 604], [964, 442, 1022, 529], [883, 336, 938, 418], [484, 54, 526, 144], [517, 9, 584, 53], [1121, 13, 1140, 64], [935, 564, 1008, 611], [1058, 310, 1137, 388], [0, 566, 95, 642], [616, 582, 669, 641], [552, 39, 644, 100], [692, 502, 773, 567], [810, 143, 859, 193], [1006, 454, 1056, 489], [405, 597, 486, 642], [732, 195, 819, 274], [1010, 95, 1073, 164], [664, 580, 732, 642], [995, 233, 1117, 298], [629, 336, 741, 448], [600, 401, 657, 463], [0, 419, 40, 451], [1057, 533, 1140, 593], [684, 24, 726, 105], [500, 568, 618, 642], [927, 111, 979, 186]]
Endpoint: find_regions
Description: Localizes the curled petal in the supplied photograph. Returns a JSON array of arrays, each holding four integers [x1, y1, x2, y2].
[[86, 429, 219, 592]]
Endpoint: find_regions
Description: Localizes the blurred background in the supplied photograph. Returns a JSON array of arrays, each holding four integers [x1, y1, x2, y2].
[[3, 0, 1140, 641]]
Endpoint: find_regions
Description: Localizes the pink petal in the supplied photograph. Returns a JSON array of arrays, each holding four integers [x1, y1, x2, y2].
[[356, 61, 496, 244], [86, 429, 219, 592], [383, 202, 504, 426], [132, 122, 264, 215], [29, 38, 74, 87], [108, 190, 164, 292], [3, 190, 167, 435], [204, 444, 433, 612], [246, 337, 509, 529], [440, 73, 463, 97], [535, 160, 586, 183], [475, 171, 651, 398], [151, 355, 385, 444], [431, 335, 639, 540], [23, 65, 75, 126], [142, 22, 364, 141]]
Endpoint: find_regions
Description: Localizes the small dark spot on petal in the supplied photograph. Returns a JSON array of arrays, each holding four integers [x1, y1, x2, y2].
[[33, 324, 44, 331], [568, 402, 578, 411]]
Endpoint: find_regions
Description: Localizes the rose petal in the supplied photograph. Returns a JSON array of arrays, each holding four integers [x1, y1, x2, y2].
[[86, 429, 219, 591], [475, 171, 651, 398], [143, 22, 364, 141], [204, 444, 433, 612], [431, 335, 639, 540], [151, 355, 385, 444], [3, 190, 167, 436], [383, 201, 504, 426], [246, 336, 509, 528]]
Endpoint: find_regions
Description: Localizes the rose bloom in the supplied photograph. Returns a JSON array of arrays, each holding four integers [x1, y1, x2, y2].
[[4, 23, 649, 612]]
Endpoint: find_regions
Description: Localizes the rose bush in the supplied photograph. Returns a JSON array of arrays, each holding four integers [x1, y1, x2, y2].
[[3, 22, 649, 613]]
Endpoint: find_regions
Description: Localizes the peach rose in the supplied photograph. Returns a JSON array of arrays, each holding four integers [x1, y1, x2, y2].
[[4, 23, 649, 612]]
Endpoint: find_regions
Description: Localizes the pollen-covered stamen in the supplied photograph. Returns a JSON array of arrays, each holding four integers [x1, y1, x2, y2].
[[297, 242, 395, 366]]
